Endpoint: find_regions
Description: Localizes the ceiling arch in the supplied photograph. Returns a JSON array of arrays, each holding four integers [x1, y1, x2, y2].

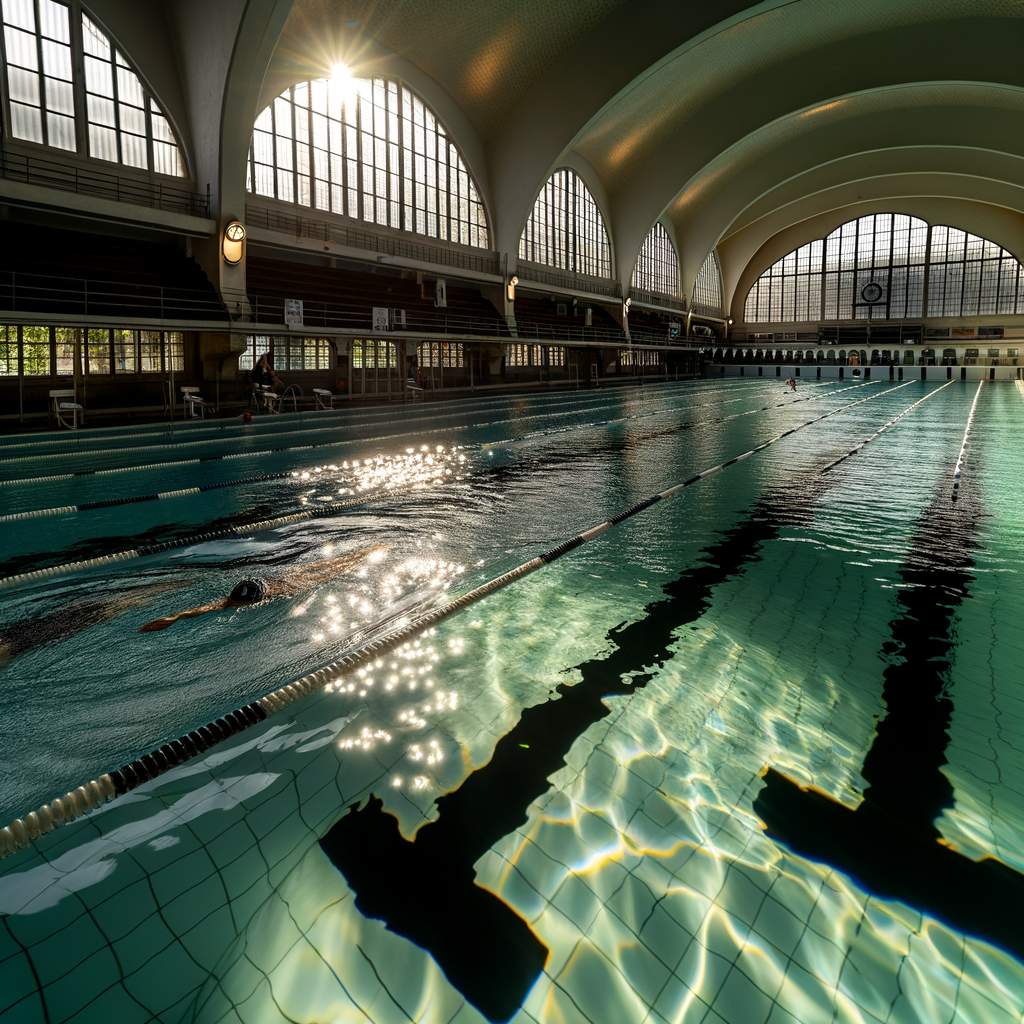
[[565, 0, 1024, 296], [727, 197, 1024, 325]]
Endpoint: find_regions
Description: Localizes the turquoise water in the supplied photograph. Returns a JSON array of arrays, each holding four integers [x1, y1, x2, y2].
[[0, 378, 1021, 1023]]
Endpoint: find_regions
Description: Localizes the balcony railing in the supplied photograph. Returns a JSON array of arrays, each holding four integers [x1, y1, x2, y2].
[[629, 288, 686, 312], [0, 149, 210, 217], [245, 205, 503, 276], [0, 270, 227, 320], [223, 289, 681, 345], [516, 261, 623, 300]]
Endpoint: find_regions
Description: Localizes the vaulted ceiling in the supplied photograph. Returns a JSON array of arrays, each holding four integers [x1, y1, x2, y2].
[[97, 0, 1024, 310]]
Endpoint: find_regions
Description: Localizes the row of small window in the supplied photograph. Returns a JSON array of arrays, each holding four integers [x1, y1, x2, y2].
[[619, 349, 661, 367], [418, 341, 463, 368], [0, 325, 183, 376], [0, 1, 184, 174], [239, 335, 334, 372], [248, 78, 489, 249], [505, 344, 566, 368]]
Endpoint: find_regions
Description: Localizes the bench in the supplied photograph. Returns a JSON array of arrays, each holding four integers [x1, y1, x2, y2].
[[49, 389, 83, 430]]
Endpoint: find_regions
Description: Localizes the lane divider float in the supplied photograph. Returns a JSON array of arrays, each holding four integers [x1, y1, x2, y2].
[[0, 379, 761, 488], [0, 379, 815, 519], [0, 379, 912, 857], [952, 380, 984, 499], [819, 379, 951, 473]]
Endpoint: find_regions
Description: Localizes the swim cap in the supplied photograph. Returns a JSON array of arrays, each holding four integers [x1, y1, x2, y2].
[[229, 577, 267, 605]]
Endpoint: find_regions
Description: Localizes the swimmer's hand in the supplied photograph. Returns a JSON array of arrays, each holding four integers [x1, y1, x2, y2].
[[140, 616, 177, 632], [139, 600, 229, 633]]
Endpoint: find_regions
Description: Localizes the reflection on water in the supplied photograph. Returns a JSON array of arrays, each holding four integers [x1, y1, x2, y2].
[[0, 382, 1022, 1023]]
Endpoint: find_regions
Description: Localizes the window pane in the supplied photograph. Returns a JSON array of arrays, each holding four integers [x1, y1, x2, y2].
[[22, 326, 51, 375], [0, 325, 18, 375], [113, 329, 137, 372], [2, 0, 36, 33], [55, 326, 81, 375], [86, 329, 109, 374], [10, 100, 42, 141]]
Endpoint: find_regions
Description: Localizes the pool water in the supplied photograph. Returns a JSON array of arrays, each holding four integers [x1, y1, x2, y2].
[[0, 378, 1021, 1023]]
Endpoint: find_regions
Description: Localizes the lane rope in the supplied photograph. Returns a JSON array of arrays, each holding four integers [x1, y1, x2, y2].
[[0, 380, 717, 465], [0, 378, 918, 857], [0, 376, 751, 453], [0, 380, 825, 518], [0, 379, 768, 488], [819, 379, 951, 473], [952, 380, 984, 499]]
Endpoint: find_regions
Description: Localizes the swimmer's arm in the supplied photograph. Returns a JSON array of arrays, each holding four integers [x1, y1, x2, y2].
[[139, 599, 230, 632], [290, 546, 387, 591]]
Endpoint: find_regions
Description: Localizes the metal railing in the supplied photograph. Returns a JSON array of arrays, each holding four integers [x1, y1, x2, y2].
[[0, 270, 228, 320], [245, 205, 503, 276], [0, 149, 210, 217], [629, 288, 686, 312], [516, 261, 623, 300], [224, 288, 644, 343]]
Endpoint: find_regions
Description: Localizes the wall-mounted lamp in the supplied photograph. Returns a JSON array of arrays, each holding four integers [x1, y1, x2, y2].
[[506, 274, 519, 302], [623, 296, 632, 317], [727, 317, 734, 326], [222, 220, 246, 265]]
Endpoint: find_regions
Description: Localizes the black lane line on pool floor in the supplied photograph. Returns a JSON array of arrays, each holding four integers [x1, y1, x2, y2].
[[755, 391, 1024, 963], [320, 492, 805, 1024]]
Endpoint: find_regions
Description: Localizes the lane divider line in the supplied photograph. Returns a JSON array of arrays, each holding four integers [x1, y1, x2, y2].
[[0, 381, 712, 465], [0, 495, 380, 590], [0, 377, 747, 453], [0, 380, 820, 519], [482, 379, 878, 451], [0, 379, 916, 857], [819, 379, 949, 473], [952, 380, 984, 499], [0, 380, 768, 488]]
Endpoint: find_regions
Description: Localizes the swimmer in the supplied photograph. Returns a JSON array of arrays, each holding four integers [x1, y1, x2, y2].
[[785, 376, 797, 392], [139, 546, 385, 632], [0, 579, 187, 665]]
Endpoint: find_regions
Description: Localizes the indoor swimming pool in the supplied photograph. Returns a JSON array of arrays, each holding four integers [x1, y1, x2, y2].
[[0, 377, 1022, 1024]]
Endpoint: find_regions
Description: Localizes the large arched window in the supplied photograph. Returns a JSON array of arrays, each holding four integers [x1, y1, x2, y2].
[[247, 78, 489, 249], [693, 250, 723, 315], [632, 222, 680, 297], [0, 1, 184, 174], [928, 226, 1024, 316], [743, 213, 1024, 322], [518, 168, 612, 278]]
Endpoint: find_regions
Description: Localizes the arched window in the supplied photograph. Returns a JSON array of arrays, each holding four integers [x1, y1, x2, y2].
[[247, 78, 489, 249], [693, 250, 722, 315], [0, 1, 185, 174], [928, 226, 1024, 316], [518, 168, 612, 278], [632, 222, 680, 297], [742, 214, 1024, 322]]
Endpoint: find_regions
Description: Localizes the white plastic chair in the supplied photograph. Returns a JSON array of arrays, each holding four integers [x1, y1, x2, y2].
[[50, 389, 83, 430], [180, 386, 210, 419]]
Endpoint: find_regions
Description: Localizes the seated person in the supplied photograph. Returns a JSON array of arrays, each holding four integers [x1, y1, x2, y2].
[[251, 353, 284, 407]]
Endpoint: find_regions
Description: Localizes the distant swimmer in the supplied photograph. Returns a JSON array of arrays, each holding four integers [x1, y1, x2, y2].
[[785, 376, 797, 392], [139, 546, 385, 632], [0, 579, 187, 665]]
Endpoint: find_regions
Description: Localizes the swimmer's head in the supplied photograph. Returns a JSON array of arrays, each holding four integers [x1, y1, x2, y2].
[[229, 577, 267, 606]]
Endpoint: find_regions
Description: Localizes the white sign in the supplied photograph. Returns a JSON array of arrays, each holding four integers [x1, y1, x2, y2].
[[284, 298, 304, 329], [372, 306, 390, 332]]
